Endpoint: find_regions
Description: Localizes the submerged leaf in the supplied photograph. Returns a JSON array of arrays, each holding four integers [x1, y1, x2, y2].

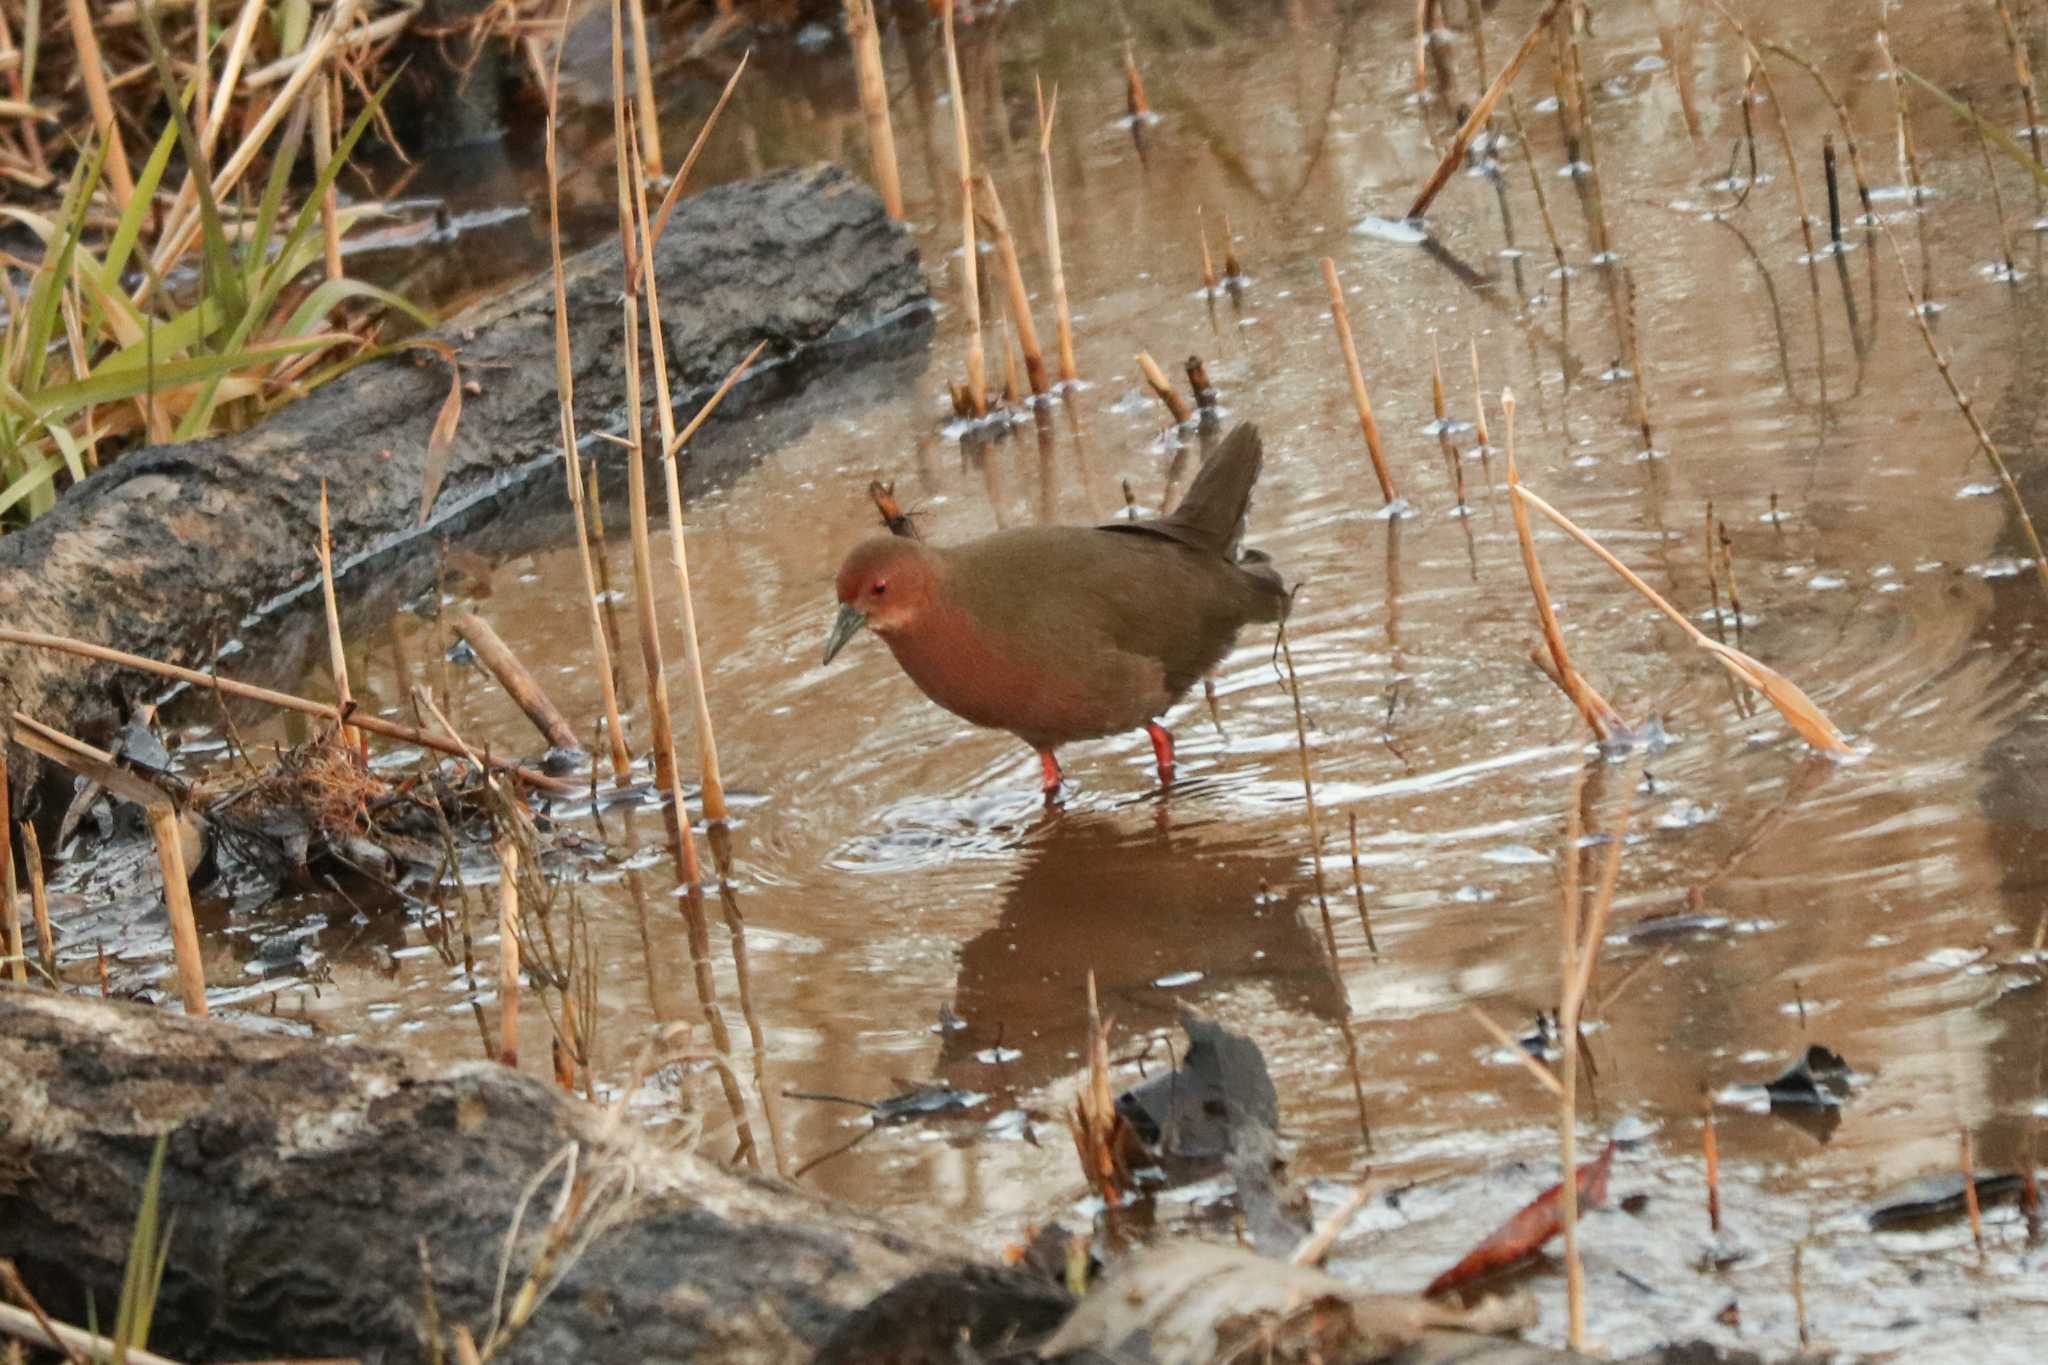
[[1424, 1141, 1617, 1298]]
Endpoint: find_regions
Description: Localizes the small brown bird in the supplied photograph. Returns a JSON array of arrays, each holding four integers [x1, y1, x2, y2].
[[823, 422, 1286, 796]]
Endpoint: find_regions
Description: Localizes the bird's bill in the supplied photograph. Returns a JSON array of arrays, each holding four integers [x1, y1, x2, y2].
[[821, 602, 868, 664]]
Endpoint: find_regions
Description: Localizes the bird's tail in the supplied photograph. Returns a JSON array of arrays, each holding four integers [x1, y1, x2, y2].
[[1162, 422, 1263, 558]]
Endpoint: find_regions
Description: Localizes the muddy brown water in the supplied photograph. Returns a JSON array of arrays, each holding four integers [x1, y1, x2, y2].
[[36, 1, 2048, 1356]]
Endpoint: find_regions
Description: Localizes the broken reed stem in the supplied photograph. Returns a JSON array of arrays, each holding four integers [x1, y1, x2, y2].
[[1405, 0, 1567, 220], [1703, 1099, 1722, 1233], [312, 69, 343, 281], [844, 0, 904, 219], [977, 175, 1049, 397], [0, 628, 579, 793], [457, 613, 581, 752], [1199, 207, 1218, 292], [1704, 501, 1725, 629], [1222, 213, 1243, 279], [1877, 220, 2048, 594], [1510, 485, 1851, 753], [1963, 1127, 1985, 1256], [1185, 355, 1217, 411], [941, 1, 986, 416], [65, 0, 136, 212], [1347, 811, 1379, 956], [23, 823, 54, 984], [1278, 618, 1332, 935], [1469, 339, 1491, 448], [1429, 336, 1448, 428], [497, 838, 522, 1068], [1993, 0, 2044, 171], [543, 56, 633, 784], [625, 0, 662, 175], [1320, 258, 1399, 506], [315, 482, 359, 759], [1135, 350, 1193, 425], [1035, 78, 1078, 386], [1762, 42, 1875, 221], [1414, 0, 1434, 96], [1502, 389, 1621, 740], [1718, 520, 1744, 626], [1121, 39, 1150, 120]]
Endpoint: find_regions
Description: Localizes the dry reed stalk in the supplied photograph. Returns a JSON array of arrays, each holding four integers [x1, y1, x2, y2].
[[1468, 340, 1491, 448], [1876, 219, 2048, 592], [1963, 1127, 1985, 1256], [1703, 1100, 1722, 1233], [1501, 390, 1622, 740], [998, 315, 1022, 404], [313, 69, 343, 281], [1035, 78, 1078, 385], [1506, 90, 1568, 270], [977, 174, 1049, 397], [497, 837, 522, 1068], [1135, 351, 1193, 425], [0, 629, 578, 792], [1319, 259, 1399, 506], [1405, 0, 1567, 220], [1717, 519, 1744, 625], [844, 0, 904, 219], [1704, 502, 1725, 629], [65, 0, 135, 210], [1221, 212, 1243, 279], [541, 38, 633, 785], [1070, 970, 1131, 1218], [1762, 43, 1875, 221], [941, 1, 986, 415], [625, 0, 663, 175], [1429, 336, 1448, 426], [0, 742, 18, 986], [457, 613, 581, 752], [1993, 0, 2043, 168], [23, 823, 54, 983], [9, 715, 206, 1015], [1704, 2, 1817, 259], [1414, 0, 1434, 96], [1876, 4, 1925, 199], [1278, 617, 1333, 933], [1121, 39, 1150, 120], [1970, 100, 2022, 277], [1199, 207, 1218, 292], [644, 55, 749, 264], [1468, 1006, 1566, 1096], [314, 482, 360, 759], [1510, 484, 1851, 753], [1347, 811, 1379, 956]]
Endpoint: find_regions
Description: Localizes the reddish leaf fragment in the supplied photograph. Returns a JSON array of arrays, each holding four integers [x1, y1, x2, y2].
[[1424, 1141, 1616, 1298]]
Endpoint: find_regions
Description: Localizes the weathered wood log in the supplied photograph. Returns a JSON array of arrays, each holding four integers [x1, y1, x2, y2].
[[0, 165, 927, 794], [0, 987, 947, 1363]]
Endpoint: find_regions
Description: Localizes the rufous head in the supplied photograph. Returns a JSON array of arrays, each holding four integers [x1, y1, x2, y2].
[[822, 536, 942, 664]]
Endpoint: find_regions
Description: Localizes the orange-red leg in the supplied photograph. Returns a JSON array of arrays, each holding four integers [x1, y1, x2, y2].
[[1038, 749, 1064, 799], [1145, 722, 1176, 785]]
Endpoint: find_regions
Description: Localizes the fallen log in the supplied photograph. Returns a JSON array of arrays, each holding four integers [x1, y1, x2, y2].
[[0, 164, 927, 793], [0, 987, 945, 1363]]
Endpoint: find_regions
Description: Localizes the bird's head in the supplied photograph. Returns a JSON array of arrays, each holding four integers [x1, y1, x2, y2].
[[823, 536, 941, 663]]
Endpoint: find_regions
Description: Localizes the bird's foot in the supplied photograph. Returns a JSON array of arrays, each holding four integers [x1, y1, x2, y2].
[[1038, 750, 1066, 803], [1145, 722, 1176, 788]]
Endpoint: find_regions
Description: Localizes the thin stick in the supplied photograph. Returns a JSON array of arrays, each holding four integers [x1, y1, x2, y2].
[[1290, 1183, 1376, 1268], [1405, 0, 1567, 220], [1346, 811, 1379, 956], [542, 24, 632, 783], [23, 822, 54, 984], [978, 175, 1048, 397], [315, 482, 359, 757], [458, 613, 581, 752], [1993, 0, 2043, 170], [65, 0, 135, 211], [1877, 219, 2048, 593], [1469, 338, 1491, 448], [1121, 39, 1150, 120], [1876, 4, 1925, 199], [1320, 258, 1399, 506], [0, 741, 19, 986], [1135, 351, 1193, 425], [1429, 336, 1448, 427], [1703, 1100, 1723, 1234], [1506, 90, 1568, 269], [625, 0, 663, 175], [1467, 1006, 1566, 1098], [0, 628, 579, 793], [497, 837, 521, 1068], [1502, 390, 1621, 739], [1970, 98, 2021, 277], [312, 69, 343, 281], [941, 0, 985, 415], [845, 0, 903, 218], [1198, 207, 1218, 293], [1035, 78, 1077, 385], [1704, 1, 1817, 259], [0, 1300, 185, 1365]]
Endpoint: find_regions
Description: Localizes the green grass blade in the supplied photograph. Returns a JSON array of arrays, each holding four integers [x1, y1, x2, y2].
[[1901, 67, 2048, 191], [19, 141, 109, 396], [135, 0, 246, 322], [105, 100, 189, 284], [112, 1133, 171, 1359], [37, 337, 339, 423], [0, 452, 64, 520]]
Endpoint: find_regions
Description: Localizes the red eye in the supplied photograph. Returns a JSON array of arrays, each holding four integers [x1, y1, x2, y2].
[[872, 579, 889, 596]]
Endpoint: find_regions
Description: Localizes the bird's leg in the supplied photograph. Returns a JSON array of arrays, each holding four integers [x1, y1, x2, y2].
[[1145, 722, 1176, 786], [1038, 749, 1065, 800], [1202, 676, 1225, 738]]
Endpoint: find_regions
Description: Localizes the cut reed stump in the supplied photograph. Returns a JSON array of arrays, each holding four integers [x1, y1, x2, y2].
[[0, 167, 926, 796]]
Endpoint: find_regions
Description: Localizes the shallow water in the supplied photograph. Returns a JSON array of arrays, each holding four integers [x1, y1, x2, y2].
[[42, 0, 2048, 1355]]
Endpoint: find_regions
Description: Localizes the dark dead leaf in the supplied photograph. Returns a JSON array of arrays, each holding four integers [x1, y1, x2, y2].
[[1424, 1141, 1617, 1299]]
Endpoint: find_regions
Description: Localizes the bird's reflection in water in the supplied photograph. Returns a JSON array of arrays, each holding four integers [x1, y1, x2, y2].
[[933, 810, 1347, 1092]]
